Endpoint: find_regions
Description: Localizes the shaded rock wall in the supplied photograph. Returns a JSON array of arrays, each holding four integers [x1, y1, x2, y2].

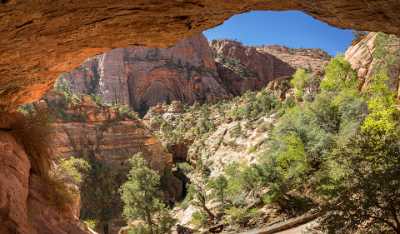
[[0, 119, 89, 234], [2, 0, 400, 110]]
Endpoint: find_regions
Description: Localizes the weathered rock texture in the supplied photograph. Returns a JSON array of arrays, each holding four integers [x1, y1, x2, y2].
[[43, 92, 173, 171], [345, 32, 400, 96], [57, 35, 329, 113], [210, 40, 330, 96], [257, 45, 331, 76], [60, 34, 230, 114], [1, 0, 400, 110], [0, 118, 89, 234]]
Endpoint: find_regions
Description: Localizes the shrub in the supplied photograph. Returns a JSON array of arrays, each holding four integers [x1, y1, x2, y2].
[[320, 56, 358, 92], [224, 207, 260, 227], [83, 219, 97, 230], [56, 157, 91, 184], [290, 68, 311, 99], [191, 211, 209, 228]]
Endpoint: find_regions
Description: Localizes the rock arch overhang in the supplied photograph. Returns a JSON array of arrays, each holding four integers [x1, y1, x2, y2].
[[1, 0, 400, 110]]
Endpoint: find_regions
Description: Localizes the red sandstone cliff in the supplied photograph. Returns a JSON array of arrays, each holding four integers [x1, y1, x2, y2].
[[58, 34, 329, 114], [60, 34, 230, 115]]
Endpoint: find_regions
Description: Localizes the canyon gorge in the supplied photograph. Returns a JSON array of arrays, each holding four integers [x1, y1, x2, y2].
[[1, 1, 400, 234]]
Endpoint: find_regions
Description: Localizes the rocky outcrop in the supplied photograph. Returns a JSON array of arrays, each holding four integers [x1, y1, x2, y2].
[[0, 116, 89, 234], [59, 34, 230, 115], [257, 45, 331, 76], [2, 0, 400, 110], [42, 92, 173, 171], [210, 40, 330, 96], [57, 35, 329, 114], [212, 40, 288, 96], [345, 32, 400, 95]]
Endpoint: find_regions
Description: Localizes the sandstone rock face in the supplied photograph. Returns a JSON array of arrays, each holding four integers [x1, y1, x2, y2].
[[2, 0, 400, 110], [58, 35, 329, 113], [0, 128, 89, 234], [0, 131, 31, 234], [60, 34, 230, 114], [44, 92, 173, 171], [345, 32, 400, 95], [210, 40, 330, 96], [212, 40, 293, 96], [258, 45, 331, 76]]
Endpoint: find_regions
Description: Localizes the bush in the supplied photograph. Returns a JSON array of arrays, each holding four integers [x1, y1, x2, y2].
[[56, 157, 90, 185], [290, 68, 312, 99], [320, 56, 357, 92], [224, 207, 260, 227]]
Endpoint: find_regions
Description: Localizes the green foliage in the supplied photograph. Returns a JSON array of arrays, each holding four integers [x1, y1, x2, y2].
[[80, 158, 125, 224], [320, 56, 357, 92], [320, 128, 400, 233], [224, 162, 264, 205], [120, 153, 175, 234], [290, 68, 312, 99], [187, 182, 215, 222], [207, 175, 228, 211], [191, 211, 209, 228], [55, 77, 81, 105], [224, 207, 260, 227], [362, 71, 397, 135], [83, 219, 97, 230], [56, 157, 90, 184]]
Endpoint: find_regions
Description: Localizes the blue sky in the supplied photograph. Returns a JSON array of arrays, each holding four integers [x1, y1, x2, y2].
[[204, 11, 354, 56]]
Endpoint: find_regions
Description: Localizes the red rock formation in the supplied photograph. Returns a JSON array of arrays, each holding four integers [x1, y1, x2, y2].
[[210, 40, 330, 96], [0, 116, 89, 234], [43, 92, 173, 171], [58, 35, 329, 113], [257, 45, 331, 76], [345, 32, 400, 96], [210, 40, 296, 96], [60, 34, 230, 114], [2, 0, 400, 110]]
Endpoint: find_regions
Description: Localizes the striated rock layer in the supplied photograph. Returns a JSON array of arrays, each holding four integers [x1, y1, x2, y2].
[[60, 34, 230, 114], [1, 0, 400, 110], [41, 91, 173, 171], [57, 34, 329, 113]]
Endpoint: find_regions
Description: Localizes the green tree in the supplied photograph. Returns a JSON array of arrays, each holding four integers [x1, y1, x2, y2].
[[207, 175, 228, 212], [320, 128, 400, 234], [320, 55, 357, 92], [290, 68, 311, 99], [120, 153, 175, 234]]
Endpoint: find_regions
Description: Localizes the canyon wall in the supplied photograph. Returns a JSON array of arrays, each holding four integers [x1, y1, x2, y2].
[[57, 34, 330, 113]]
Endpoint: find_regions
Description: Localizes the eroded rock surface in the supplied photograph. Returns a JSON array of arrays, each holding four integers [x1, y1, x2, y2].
[[59, 34, 230, 114], [0, 123, 89, 234], [56, 34, 329, 114], [345, 32, 400, 95], [1, 0, 400, 109]]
